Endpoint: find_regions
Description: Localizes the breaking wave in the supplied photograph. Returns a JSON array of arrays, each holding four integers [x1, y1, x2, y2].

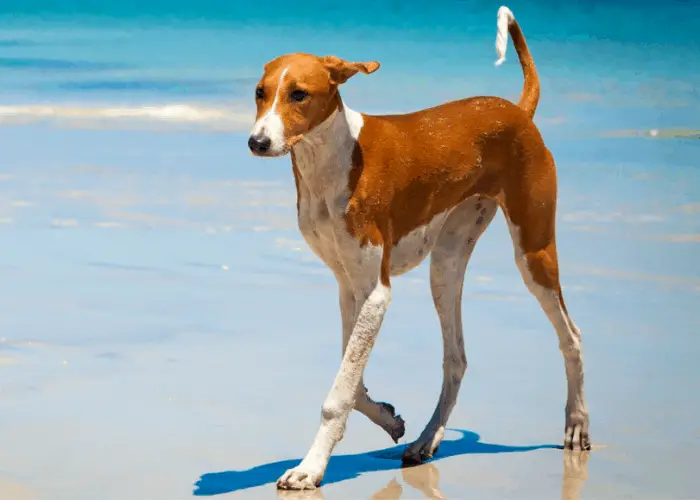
[[0, 103, 254, 132]]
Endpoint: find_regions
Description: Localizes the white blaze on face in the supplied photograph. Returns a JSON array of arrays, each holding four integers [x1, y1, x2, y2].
[[250, 67, 289, 155]]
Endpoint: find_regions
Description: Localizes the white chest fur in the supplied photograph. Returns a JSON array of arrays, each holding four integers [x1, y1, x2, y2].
[[293, 106, 363, 276]]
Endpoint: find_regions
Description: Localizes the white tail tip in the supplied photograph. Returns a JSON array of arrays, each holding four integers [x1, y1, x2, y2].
[[495, 6, 515, 67]]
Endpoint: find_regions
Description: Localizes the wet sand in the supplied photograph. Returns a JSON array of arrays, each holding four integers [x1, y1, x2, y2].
[[1, 120, 698, 499]]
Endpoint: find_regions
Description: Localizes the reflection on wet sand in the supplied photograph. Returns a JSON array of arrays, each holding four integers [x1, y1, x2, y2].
[[276, 452, 590, 500], [562, 451, 589, 500], [370, 463, 447, 500], [276, 487, 326, 500], [0, 477, 36, 500], [369, 478, 403, 500]]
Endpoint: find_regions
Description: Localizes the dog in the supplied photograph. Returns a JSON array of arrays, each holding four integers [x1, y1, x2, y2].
[[247, 5, 590, 490]]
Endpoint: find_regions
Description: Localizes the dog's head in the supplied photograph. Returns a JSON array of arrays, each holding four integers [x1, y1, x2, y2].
[[248, 53, 380, 157]]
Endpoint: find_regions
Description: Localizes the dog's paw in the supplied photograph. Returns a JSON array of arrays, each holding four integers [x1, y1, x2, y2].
[[277, 466, 322, 491], [401, 442, 436, 466], [564, 423, 591, 451], [401, 427, 445, 466], [378, 402, 406, 443]]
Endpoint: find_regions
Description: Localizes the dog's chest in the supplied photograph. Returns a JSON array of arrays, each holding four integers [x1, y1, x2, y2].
[[293, 150, 451, 278], [290, 109, 448, 279], [297, 195, 346, 269], [294, 148, 361, 274]]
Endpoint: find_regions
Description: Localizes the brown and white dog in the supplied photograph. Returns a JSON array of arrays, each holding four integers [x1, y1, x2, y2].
[[247, 5, 590, 490]]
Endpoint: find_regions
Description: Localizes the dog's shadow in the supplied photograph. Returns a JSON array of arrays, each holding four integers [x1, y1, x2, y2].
[[193, 429, 561, 496]]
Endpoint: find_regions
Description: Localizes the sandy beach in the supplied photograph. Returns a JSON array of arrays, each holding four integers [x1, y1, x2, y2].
[[1, 2, 699, 498], [1, 120, 698, 499]]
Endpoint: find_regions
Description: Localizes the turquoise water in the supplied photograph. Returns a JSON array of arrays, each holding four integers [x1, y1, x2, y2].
[[1, 1, 699, 124], [0, 1, 699, 499]]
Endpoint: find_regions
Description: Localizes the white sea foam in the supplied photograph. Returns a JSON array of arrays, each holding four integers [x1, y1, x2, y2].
[[0, 103, 255, 132]]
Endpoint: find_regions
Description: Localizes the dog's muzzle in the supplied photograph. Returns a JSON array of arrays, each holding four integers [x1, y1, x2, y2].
[[248, 134, 272, 155]]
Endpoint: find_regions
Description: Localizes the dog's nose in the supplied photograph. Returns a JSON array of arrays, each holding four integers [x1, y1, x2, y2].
[[248, 135, 271, 154]]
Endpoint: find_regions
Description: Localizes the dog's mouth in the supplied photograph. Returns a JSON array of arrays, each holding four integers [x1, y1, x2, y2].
[[248, 132, 307, 158], [286, 133, 304, 148], [251, 134, 304, 158], [250, 148, 287, 158]]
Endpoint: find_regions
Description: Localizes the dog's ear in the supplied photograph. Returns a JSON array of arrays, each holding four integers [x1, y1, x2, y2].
[[321, 56, 380, 85]]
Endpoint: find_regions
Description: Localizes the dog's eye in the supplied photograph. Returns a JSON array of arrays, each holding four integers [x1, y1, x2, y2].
[[290, 89, 308, 102], [255, 87, 264, 99]]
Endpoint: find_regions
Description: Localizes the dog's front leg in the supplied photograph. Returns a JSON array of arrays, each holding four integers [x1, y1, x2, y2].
[[338, 279, 405, 443], [277, 271, 392, 490]]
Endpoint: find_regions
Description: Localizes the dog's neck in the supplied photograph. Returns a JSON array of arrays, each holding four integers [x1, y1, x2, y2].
[[292, 97, 363, 197]]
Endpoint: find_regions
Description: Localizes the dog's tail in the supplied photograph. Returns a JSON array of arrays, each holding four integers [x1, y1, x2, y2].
[[494, 6, 540, 119]]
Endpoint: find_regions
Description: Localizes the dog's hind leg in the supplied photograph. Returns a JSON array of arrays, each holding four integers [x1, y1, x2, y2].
[[502, 148, 590, 451], [402, 196, 499, 464], [339, 281, 405, 443]]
